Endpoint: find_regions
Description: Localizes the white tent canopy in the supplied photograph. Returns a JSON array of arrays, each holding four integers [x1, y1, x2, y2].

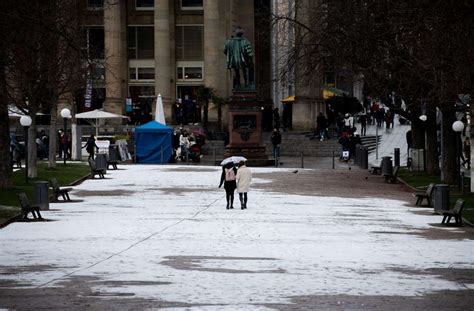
[[75, 109, 129, 136]]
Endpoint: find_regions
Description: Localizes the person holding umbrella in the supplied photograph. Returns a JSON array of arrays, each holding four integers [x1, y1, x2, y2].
[[236, 160, 252, 210], [219, 162, 237, 210]]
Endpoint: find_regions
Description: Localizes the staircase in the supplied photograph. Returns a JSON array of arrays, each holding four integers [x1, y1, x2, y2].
[[263, 131, 341, 157], [360, 135, 382, 154]]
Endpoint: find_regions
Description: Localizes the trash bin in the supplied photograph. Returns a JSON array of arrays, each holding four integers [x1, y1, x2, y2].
[[433, 184, 450, 214], [95, 153, 107, 173], [381, 156, 393, 176], [109, 145, 120, 162], [34, 181, 49, 210], [360, 146, 368, 169]]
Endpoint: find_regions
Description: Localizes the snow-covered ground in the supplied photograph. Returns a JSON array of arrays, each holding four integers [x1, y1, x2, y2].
[[1, 164, 473, 308]]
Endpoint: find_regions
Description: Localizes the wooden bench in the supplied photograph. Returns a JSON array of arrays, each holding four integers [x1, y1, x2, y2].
[[370, 160, 383, 175], [18, 193, 43, 220], [88, 159, 105, 179], [413, 183, 435, 206], [442, 199, 465, 225], [50, 178, 72, 202], [384, 166, 399, 183]]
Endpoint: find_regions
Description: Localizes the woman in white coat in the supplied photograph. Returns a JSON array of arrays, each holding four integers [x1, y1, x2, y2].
[[236, 161, 252, 209]]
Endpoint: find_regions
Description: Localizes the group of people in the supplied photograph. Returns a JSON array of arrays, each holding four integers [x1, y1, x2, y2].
[[172, 127, 204, 162], [219, 161, 252, 210]]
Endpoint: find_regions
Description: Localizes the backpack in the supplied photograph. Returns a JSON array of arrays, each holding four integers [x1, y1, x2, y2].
[[225, 168, 236, 181]]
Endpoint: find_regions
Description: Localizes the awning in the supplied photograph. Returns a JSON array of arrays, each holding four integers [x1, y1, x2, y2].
[[281, 95, 295, 103], [323, 87, 349, 99]]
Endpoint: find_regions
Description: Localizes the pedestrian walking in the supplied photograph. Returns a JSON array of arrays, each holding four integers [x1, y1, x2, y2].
[[179, 130, 190, 161], [83, 134, 98, 160], [219, 162, 237, 210], [316, 112, 328, 141], [462, 137, 471, 169], [236, 160, 252, 210], [270, 128, 282, 159], [359, 113, 367, 136]]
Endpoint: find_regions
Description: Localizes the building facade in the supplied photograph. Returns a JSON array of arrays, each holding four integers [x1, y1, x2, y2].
[[74, 0, 271, 127]]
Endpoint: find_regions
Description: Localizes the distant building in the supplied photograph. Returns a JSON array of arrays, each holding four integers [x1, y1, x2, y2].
[[70, 0, 271, 126]]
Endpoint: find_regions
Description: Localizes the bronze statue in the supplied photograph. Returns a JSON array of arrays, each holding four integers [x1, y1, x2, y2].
[[224, 27, 255, 90]]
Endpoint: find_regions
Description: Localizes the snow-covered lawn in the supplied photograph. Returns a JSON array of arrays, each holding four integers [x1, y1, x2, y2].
[[1, 164, 472, 307]]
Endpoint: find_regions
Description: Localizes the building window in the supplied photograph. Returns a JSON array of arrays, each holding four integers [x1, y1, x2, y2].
[[83, 27, 105, 60], [137, 68, 154, 80], [128, 26, 154, 59], [177, 64, 203, 81], [136, 0, 153, 10], [87, 0, 103, 9], [176, 26, 203, 61], [181, 0, 203, 10], [130, 67, 155, 81]]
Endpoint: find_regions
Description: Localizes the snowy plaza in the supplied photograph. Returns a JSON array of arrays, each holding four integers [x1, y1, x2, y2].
[[1, 164, 473, 309]]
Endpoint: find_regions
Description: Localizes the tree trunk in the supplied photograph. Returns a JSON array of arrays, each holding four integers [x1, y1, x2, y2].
[[0, 46, 12, 189], [48, 104, 58, 169], [411, 119, 424, 149], [441, 108, 457, 184], [426, 109, 439, 175]]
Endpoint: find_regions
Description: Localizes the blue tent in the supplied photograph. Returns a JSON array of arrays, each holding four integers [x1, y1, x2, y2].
[[134, 121, 172, 164]]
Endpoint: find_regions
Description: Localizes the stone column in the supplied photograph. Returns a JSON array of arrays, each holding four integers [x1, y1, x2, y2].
[[292, 0, 322, 130], [204, 1, 227, 97], [103, 1, 126, 116], [155, 0, 173, 123]]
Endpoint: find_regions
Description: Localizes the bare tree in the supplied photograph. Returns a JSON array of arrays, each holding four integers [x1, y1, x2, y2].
[[271, 0, 474, 182], [4, 1, 88, 178]]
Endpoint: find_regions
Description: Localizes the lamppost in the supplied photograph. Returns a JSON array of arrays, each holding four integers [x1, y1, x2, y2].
[[452, 120, 465, 189], [20, 115, 32, 183], [419, 114, 427, 171], [60, 108, 71, 165]]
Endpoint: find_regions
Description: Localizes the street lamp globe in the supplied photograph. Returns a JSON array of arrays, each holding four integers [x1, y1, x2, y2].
[[60, 108, 71, 119], [419, 115, 427, 122], [20, 115, 32, 127], [452, 120, 464, 132]]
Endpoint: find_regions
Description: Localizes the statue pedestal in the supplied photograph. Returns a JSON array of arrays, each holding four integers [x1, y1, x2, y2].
[[224, 91, 272, 166]]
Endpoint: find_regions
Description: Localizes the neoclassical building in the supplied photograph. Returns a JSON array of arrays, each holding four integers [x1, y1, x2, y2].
[[74, 0, 271, 126]]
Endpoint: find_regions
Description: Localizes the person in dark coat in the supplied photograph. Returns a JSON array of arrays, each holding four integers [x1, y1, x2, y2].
[[316, 113, 328, 141], [219, 162, 237, 210], [270, 128, 282, 159], [83, 134, 98, 160]]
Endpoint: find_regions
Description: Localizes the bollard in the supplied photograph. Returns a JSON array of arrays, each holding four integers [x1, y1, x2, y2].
[[394, 148, 400, 167], [332, 151, 335, 169], [300, 151, 304, 168], [381, 156, 393, 176], [34, 181, 49, 210], [213, 148, 216, 166], [461, 172, 465, 194]]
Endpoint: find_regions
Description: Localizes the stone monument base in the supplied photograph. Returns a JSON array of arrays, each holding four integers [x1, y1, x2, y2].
[[224, 90, 272, 166], [223, 144, 273, 167]]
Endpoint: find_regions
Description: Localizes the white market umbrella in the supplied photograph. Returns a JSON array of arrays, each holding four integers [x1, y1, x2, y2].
[[220, 156, 247, 166], [155, 94, 166, 125], [75, 109, 129, 136]]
